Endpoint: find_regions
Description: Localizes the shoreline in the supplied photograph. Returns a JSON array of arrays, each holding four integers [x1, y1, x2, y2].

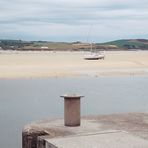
[[0, 50, 148, 79], [0, 71, 148, 80]]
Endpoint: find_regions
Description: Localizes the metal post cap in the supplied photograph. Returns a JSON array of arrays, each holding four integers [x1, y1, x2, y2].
[[60, 94, 84, 99]]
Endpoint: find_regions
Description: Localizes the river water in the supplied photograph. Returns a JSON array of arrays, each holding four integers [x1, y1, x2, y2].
[[0, 76, 148, 148]]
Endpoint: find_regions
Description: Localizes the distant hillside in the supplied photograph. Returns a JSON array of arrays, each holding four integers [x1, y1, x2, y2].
[[100, 39, 148, 50], [0, 39, 148, 51]]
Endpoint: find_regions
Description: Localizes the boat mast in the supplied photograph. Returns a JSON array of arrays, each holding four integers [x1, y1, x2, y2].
[[90, 42, 93, 52], [86, 24, 93, 53]]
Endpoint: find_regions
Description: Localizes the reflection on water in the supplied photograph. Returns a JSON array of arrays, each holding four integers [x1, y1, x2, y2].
[[0, 76, 148, 148]]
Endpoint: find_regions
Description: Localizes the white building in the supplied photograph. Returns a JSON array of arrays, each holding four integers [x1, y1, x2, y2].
[[41, 46, 49, 49]]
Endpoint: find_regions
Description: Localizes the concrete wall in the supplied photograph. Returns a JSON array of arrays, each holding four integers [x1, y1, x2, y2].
[[22, 131, 48, 148]]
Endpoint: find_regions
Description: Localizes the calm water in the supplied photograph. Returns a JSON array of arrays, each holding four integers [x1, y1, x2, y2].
[[0, 76, 148, 148]]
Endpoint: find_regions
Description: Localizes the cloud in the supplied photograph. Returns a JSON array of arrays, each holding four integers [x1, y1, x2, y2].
[[0, 0, 148, 42]]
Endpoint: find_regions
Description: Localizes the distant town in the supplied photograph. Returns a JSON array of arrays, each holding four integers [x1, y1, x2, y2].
[[0, 39, 148, 51]]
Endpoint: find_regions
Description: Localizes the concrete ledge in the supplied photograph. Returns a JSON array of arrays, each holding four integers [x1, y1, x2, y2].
[[22, 113, 148, 148]]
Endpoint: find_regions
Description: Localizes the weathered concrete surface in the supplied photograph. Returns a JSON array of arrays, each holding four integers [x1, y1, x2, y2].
[[22, 113, 148, 148], [46, 131, 148, 148]]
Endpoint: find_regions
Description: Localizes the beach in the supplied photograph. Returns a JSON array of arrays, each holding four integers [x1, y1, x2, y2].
[[0, 50, 148, 78]]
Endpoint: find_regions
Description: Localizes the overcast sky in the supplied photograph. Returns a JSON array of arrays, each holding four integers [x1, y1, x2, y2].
[[0, 0, 148, 42]]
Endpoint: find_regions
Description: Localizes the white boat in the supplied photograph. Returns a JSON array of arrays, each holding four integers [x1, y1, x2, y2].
[[84, 43, 105, 60], [84, 52, 105, 60]]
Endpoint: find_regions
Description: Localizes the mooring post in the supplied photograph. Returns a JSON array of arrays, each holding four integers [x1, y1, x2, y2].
[[61, 94, 84, 127]]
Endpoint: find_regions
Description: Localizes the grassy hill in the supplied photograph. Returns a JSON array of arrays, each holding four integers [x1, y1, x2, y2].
[[100, 39, 148, 50]]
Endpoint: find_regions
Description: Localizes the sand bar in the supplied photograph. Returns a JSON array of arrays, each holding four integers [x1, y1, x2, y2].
[[0, 50, 148, 78]]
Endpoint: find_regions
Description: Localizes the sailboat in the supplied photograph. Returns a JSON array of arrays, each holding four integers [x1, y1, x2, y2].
[[84, 43, 105, 60]]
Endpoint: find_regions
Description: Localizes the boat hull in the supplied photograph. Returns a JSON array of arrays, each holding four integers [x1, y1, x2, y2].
[[84, 57, 100, 60], [84, 54, 105, 60]]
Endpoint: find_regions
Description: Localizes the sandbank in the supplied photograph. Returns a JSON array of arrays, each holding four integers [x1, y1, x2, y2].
[[0, 50, 148, 79]]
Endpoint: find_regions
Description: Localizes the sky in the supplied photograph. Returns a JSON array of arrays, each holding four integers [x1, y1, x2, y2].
[[0, 0, 148, 42]]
